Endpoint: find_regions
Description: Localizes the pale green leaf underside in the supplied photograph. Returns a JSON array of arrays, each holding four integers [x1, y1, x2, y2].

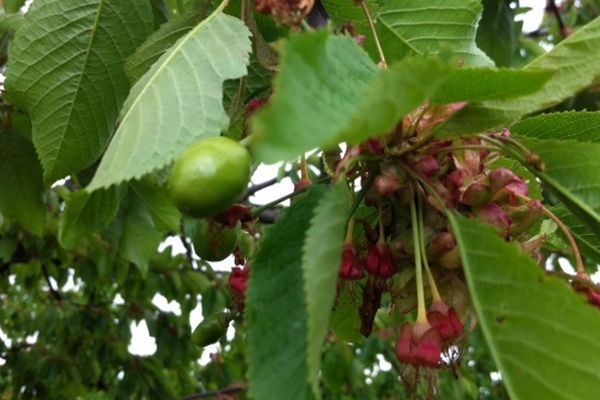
[[441, 16, 600, 135], [512, 111, 600, 142], [303, 181, 350, 399], [523, 138, 600, 237], [59, 186, 123, 249], [247, 186, 328, 400], [450, 215, 600, 400], [6, 0, 153, 183], [376, 0, 493, 66], [125, 10, 205, 83], [87, 10, 251, 191], [552, 204, 600, 266], [0, 131, 45, 235]]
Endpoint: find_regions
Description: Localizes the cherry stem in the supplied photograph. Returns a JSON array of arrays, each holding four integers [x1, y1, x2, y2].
[[405, 105, 430, 138], [434, 144, 503, 155], [345, 218, 355, 244], [387, 123, 438, 158], [359, 0, 387, 68], [377, 202, 385, 245], [478, 133, 535, 167], [239, 135, 253, 148], [409, 183, 428, 323], [514, 192, 585, 273], [402, 164, 452, 217], [543, 204, 585, 273], [417, 189, 442, 303], [347, 174, 373, 222], [300, 154, 311, 183]]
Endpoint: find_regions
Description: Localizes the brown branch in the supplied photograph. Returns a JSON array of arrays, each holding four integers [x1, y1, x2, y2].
[[180, 235, 195, 263], [244, 177, 280, 199], [546, 270, 600, 292], [181, 384, 247, 400], [547, 0, 569, 38]]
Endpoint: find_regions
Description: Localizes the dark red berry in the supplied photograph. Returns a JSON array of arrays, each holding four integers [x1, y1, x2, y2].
[[427, 302, 464, 340], [366, 242, 396, 279], [396, 322, 443, 368], [339, 244, 365, 280]]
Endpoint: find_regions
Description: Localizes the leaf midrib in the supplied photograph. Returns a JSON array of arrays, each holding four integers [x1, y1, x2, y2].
[[50, 0, 107, 179], [118, 1, 228, 130]]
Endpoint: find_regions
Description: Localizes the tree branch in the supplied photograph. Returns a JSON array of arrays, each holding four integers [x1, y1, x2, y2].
[[181, 384, 247, 400], [41, 265, 63, 301], [547, 0, 569, 38], [244, 177, 280, 199]]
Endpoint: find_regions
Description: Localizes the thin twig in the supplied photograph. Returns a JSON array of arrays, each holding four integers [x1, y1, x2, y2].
[[181, 384, 247, 400], [244, 177, 280, 198], [180, 234, 195, 263], [250, 188, 307, 217], [541, 205, 585, 273], [547, 270, 600, 292], [359, 0, 387, 67], [547, 0, 568, 38], [41, 265, 62, 301]]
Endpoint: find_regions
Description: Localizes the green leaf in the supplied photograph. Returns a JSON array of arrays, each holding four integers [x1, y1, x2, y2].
[[125, 10, 205, 83], [303, 181, 350, 399], [0, 13, 23, 34], [251, 29, 551, 163], [513, 16, 600, 114], [6, 0, 154, 183], [104, 186, 164, 275], [450, 214, 600, 400], [251, 30, 378, 163], [247, 185, 328, 400], [0, 131, 45, 235], [87, 6, 251, 191], [476, 0, 517, 67], [552, 204, 600, 266], [512, 111, 600, 142], [338, 57, 448, 145], [441, 15, 600, 135], [129, 179, 181, 232], [376, 0, 493, 66], [431, 68, 553, 104], [330, 285, 363, 343], [4, 0, 26, 13], [523, 139, 600, 237], [321, 0, 379, 61], [59, 187, 124, 249]]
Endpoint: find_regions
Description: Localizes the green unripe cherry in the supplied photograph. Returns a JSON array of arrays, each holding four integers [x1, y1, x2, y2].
[[192, 219, 240, 262], [168, 136, 252, 218], [192, 311, 229, 347]]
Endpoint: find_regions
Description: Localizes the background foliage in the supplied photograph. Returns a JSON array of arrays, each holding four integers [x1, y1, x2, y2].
[[1, 0, 600, 399]]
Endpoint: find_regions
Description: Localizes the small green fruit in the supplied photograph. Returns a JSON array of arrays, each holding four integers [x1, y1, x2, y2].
[[192, 312, 229, 347], [169, 136, 252, 218], [193, 219, 240, 262]]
